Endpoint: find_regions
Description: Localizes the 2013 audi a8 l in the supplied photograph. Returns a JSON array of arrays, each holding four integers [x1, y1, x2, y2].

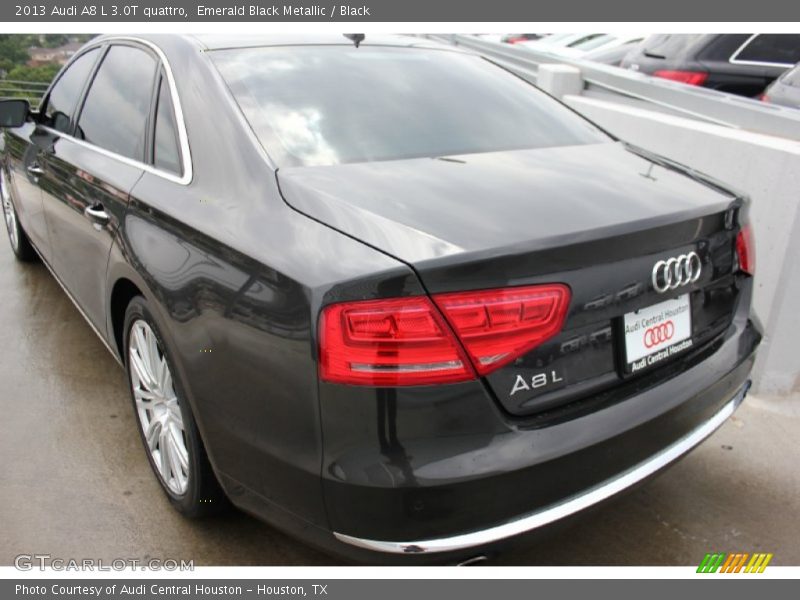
[[0, 34, 760, 563]]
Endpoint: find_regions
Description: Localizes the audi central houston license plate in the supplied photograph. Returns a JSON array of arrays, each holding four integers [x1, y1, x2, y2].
[[623, 294, 693, 373]]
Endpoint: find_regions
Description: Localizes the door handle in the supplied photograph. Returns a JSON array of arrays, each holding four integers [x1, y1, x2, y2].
[[84, 204, 110, 224], [26, 163, 44, 176]]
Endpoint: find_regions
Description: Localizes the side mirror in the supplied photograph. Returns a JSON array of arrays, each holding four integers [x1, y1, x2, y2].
[[0, 99, 31, 128]]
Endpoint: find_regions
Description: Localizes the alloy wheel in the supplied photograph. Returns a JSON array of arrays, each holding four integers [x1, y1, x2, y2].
[[128, 319, 190, 495]]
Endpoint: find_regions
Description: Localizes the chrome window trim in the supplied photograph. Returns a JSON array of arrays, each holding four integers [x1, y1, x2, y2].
[[729, 33, 797, 69], [334, 385, 748, 554], [40, 36, 193, 186]]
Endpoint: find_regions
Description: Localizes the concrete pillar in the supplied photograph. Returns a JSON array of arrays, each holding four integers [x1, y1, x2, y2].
[[536, 64, 583, 99]]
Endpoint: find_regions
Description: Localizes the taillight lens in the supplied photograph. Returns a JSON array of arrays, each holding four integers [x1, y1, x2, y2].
[[653, 70, 709, 86], [319, 284, 571, 386], [319, 296, 475, 386], [433, 284, 571, 375], [736, 224, 755, 276]]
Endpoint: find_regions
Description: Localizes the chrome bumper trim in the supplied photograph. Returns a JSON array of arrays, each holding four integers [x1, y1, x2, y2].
[[334, 384, 748, 554]]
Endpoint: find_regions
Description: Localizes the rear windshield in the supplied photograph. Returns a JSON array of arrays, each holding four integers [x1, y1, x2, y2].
[[211, 45, 607, 167]]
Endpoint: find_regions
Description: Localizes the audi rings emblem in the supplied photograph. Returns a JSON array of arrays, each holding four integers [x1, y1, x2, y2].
[[651, 252, 702, 294], [644, 320, 675, 348]]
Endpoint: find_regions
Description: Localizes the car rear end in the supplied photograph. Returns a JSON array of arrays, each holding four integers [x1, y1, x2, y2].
[[315, 201, 759, 562], [210, 39, 761, 562]]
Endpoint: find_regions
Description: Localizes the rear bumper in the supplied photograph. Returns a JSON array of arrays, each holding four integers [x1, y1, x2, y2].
[[319, 315, 760, 560], [335, 380, 749, 555]]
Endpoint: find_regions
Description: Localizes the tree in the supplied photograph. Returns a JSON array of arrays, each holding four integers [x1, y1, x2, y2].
[[6, 64, 60, 84], [41, 35, 71, 48], [0, 35, 31, 66]]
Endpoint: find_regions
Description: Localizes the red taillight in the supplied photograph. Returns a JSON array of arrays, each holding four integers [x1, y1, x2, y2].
[[760, 93, 770, 103], [319, 296, 475, 386], [736, 224, 755, 276], [319, 284, 571, 386], [653, 70, 709, 86], [433, 284, 571, 375]]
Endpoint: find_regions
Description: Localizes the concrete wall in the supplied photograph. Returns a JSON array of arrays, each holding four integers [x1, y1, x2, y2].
[[564, 95, 800, 395]]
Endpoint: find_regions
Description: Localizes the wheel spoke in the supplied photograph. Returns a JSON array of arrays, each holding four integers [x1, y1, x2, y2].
[[135, 325, 158, 389], [129, 347, 155, 390], [168, 423, 189, 471], [133, 386, 158, 402], [144, 418, 161, 452], [167, 434, 185, 483], [134, 396, 153, 416], [128, 318, 190, 496], [157, 355, 172, 394], [146, 330, 161, 385], [167, 400, 182, 425], [159, 426, 171, 480]]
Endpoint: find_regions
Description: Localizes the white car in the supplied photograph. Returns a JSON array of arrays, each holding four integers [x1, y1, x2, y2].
[[519, 33, 644, 60], [517, 33, 605, 52]]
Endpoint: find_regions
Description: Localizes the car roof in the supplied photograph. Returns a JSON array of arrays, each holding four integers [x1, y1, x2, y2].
[[186, 33, 449, 51], [88, 33, 460, 61]]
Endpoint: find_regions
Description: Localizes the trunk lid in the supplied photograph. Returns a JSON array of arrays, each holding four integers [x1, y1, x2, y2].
[[278, 141, 743, 415]]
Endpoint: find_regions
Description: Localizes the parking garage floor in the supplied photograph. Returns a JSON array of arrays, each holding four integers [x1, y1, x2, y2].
[[1, 241, 798, 567]]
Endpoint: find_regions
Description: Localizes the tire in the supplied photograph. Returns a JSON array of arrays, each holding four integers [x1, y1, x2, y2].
[[1, 168, 38, 262], [123, 296, 228, 517]]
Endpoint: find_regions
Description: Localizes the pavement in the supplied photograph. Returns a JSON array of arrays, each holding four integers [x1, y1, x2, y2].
[[1, 239, 798, 567]]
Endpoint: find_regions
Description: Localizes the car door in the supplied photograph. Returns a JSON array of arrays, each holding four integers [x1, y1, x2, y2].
[[4, 47, 102, 263], [38, 42, 158, 333]]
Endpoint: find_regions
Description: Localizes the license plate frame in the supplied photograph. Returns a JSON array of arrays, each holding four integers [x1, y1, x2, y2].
[[622, 294, 693, 374]]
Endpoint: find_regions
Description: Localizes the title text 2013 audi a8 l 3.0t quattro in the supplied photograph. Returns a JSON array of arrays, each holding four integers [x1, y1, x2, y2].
[[0, 34, 760, 563]]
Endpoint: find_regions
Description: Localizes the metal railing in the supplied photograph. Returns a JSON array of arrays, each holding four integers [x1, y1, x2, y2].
[[0, 79, 50, 104], [425, 34, 800, 141]]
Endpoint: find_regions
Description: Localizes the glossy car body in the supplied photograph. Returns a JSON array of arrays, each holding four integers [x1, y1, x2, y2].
[[622, 34, 800, 96], [1, 34, 760, 563]]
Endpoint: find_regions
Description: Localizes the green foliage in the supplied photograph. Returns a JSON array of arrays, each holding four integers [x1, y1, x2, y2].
[[0, 35, 33, 66], [0, 34, 97, 79], [41, 34, 71, 48], [6, 64, 60, 83]]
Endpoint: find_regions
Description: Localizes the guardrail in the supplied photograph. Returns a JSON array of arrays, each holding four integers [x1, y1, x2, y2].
[[0, 79, 50, 104], [424, 34, 800, 140]]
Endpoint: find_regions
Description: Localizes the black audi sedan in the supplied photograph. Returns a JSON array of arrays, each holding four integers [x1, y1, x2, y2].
[[0, 34, 760, 563]]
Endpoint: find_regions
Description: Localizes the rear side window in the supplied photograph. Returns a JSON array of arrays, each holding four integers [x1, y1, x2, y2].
[[734, 35, 800, 66], [75, 45, 157, 161], [41, 48, 99, 133], [211, 46, 607, 168], [153, 76, 182, 175]]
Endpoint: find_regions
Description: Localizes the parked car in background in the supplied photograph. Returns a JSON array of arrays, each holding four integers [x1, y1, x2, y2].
[[472, 34, 504, 44], [761, 62, 800, 108], [622, 34, 800, 97], [517, 33, 605, 53], [584, 38, 645, 66], [550, 34, 645, 60], [501, 33, 544, 44], [1, 34, 760, 563]]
